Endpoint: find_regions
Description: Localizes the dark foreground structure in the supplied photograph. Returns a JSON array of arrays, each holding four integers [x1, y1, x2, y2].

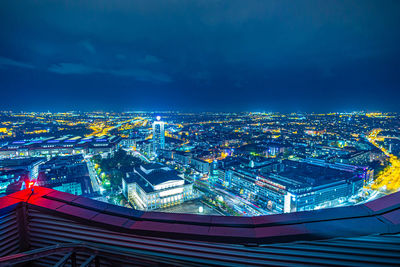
[[0, 187, 399, 266]]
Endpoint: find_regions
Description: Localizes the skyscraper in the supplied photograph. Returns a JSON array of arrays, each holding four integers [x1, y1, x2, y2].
[[152, 116, 165, 155]]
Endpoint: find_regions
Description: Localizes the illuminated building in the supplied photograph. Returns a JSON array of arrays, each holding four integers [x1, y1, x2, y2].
[[122, 163, 194, 210], [0, 158, 45, 195], [152, 116, 165, 155], [227, 159, 373, 213], [158, 149, 174, 160], [36, 155, 93, 196], [208, 160, 219, 184], [135, 140, 153, 156], [190, 157, 210, 173], [0, 157, 45, 180], [173, 151, 191, 165], [0, 135, 121, 158], [0, 169, 28, 195]]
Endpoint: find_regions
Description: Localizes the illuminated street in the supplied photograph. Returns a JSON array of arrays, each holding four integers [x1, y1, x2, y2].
[[85, 158, 103, 194], [367, 129, 400, 194]]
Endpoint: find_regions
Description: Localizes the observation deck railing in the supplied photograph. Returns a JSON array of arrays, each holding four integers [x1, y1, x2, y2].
[[0, 187, 400, 266]]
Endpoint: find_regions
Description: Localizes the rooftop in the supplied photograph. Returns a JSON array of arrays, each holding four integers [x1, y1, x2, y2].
[[0, 187, 399, 265], [0, 135, 121, 151], [135, 164, 183, 187], [0, 157, 45, 168]]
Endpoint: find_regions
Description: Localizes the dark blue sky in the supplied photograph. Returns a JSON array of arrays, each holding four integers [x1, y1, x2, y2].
[[0, 0, 399, 112]]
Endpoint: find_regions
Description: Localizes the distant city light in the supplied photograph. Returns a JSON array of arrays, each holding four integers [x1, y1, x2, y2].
[[0, 111, 398, 217]]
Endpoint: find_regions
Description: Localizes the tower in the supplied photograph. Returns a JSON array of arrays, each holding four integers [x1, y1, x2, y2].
[[152, 116, 165, 155]]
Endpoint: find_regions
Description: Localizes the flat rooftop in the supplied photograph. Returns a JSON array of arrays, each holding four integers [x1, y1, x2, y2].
[[278, 160, 356, 187]]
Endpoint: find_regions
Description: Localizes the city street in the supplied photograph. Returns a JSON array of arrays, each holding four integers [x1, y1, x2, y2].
[[131, 150, 151, 163], [214, 187, 270, 216], [190, 177, 270, 216], [367, 129, 400, 193], [85, 158, 102, 194]]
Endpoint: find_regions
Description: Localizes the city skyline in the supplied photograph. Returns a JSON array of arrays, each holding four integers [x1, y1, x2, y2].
[[1, 1, 400, 265], [1, 110, 399, 215], [0, 109, 397, 114]]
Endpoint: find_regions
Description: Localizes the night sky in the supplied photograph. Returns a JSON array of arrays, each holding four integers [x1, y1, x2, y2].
[[1, 0, 399, 112]]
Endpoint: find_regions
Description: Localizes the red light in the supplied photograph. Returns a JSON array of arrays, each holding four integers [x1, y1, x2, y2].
[[25, 180, 35, 189]]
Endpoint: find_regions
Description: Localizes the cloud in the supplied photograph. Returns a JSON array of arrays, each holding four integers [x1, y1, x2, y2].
[[141, 55, 161, 64], [48, 63, 98, 74], [110, 69, 172, 83], [80, 40, 96, 54], [48, 62, 172, 83], [0, 56, 35, 69]]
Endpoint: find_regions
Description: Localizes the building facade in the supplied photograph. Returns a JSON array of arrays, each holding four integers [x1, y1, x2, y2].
[[0, 135, 121, 159], [190, 157, 210, 174], [152, 117, 165, 155], [37, 155, 93, 196], [122, 163, 194, 210], [226, 159, 373, 213]]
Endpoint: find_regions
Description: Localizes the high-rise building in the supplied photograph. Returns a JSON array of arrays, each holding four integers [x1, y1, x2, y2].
[[152, 116, 165, 155]]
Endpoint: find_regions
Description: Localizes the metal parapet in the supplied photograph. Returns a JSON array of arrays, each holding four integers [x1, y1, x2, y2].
[[0, 187, 400, 266]]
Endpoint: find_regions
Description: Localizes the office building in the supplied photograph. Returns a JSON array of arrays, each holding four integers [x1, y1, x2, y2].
[[0, 135, 121, 158], [227, 159, 373, 213], [0, 157, 45, 180], [190, 157, 210, 174], [37, 155, 93, 196], [152, 116, 165, 155]]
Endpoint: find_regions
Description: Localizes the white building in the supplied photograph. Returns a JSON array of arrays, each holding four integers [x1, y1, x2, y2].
[[122, 163, 194, 210]]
